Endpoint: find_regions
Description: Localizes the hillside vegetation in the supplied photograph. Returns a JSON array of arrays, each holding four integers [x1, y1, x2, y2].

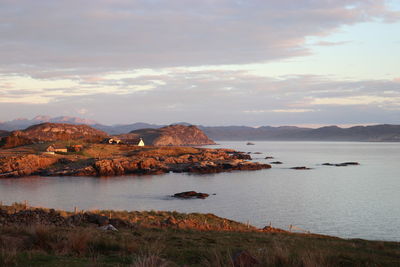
[[0, 203, 399, 266]]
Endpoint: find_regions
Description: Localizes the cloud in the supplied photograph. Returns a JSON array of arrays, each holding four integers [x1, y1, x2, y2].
[[0, 68, 399, 125], [314, 41, 351, 46], [0, 0, 398, 77]]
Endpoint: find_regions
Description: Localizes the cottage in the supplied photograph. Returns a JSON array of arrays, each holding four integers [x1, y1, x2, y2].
[[103, 138, 122, 144], [46, 145, 68, 153], [124, 138, 145, 146]]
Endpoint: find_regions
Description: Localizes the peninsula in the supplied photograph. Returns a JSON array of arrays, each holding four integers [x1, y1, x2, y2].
[[0, 123, 270, 178]]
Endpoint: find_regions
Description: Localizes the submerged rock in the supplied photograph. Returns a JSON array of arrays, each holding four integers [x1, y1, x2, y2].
[[270, 161, 283, 164], [322, 162, 359, 167], [290, 166, 312, 170], [173, 191, 209, 199]]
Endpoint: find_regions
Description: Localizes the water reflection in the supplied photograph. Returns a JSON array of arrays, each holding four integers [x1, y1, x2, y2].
[[0, 141, 399, 241]]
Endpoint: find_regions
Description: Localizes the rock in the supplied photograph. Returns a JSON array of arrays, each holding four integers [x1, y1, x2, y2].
[[0, 154, 58, 177], [270, 161, 283, 164], [173, 191, 209, 199], [246, 142, 255, 145], [290, 166, 312, 170], [86, 213, 109, 226], [232, 250, 259, 267], [322, 162, 360, 167], [253, 152, 262, 154], [265, 156, 274, 159], [262, 225, 288, 233], [99, 224, 118, 231]]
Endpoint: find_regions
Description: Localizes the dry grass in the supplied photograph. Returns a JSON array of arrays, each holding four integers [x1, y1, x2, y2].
[[0, 204, 399, 266]]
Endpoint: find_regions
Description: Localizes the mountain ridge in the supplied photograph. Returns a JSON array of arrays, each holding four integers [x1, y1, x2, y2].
[[1, 116, 400, 142]]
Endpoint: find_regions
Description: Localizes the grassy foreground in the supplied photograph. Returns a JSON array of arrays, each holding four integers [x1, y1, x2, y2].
[[0, 204, 399, 266]]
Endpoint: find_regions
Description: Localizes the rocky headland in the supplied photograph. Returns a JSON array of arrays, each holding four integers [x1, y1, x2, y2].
[[0, 145, 269, 178]]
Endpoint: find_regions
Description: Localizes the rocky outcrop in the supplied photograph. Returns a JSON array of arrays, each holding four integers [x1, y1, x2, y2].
[[120, 124, 216, 146], [0, 123, 109, 148], [1, 147, 270, 178], [0, 205, 273, 232], [0, 154, 58, 177], [0, 134, 33, 148]]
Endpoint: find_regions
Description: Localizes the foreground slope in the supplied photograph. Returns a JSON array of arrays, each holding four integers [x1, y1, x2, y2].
[[0, 203, 399, 266]]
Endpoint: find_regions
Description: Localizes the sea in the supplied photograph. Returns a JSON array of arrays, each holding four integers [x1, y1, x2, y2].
[[0, 141, 399, 241]]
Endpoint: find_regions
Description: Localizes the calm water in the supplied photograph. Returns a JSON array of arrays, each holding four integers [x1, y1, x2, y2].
[[0, 141, 399, 241]]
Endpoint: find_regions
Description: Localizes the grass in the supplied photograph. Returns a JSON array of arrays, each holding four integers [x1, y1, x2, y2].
[[0, 225, 399, 266], [0, 204, 399, 266]]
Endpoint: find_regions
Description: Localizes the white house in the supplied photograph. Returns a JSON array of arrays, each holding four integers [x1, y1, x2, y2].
[[138, 138, 145, 146]]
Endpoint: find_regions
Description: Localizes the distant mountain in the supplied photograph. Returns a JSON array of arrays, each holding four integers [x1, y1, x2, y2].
[[0, 115, 98, 131], [1, 116, 400, 142], [201, 124, 400, 142]]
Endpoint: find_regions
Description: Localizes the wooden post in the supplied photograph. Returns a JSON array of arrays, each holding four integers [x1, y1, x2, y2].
[[289, 224, 292, 232], [24, 200, 28, 210], [109, 211, 112, 219], [74, 206, 78, 214], [246, 220, 249, 229]]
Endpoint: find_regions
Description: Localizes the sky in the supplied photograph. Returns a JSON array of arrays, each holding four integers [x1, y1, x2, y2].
[[0, 0, 399, 126]]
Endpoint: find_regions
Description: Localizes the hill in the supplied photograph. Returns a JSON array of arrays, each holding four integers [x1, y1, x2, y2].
[[120, 124, 216, 146], [93, 122, 163, 135], [0, 123, 109, 148], [0, 116, 98, 131]]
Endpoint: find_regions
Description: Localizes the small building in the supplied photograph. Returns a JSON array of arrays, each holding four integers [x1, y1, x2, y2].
[[124, 138, 145, 146], [46, 145, 68, 153], [103, 138, 122, 144]]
